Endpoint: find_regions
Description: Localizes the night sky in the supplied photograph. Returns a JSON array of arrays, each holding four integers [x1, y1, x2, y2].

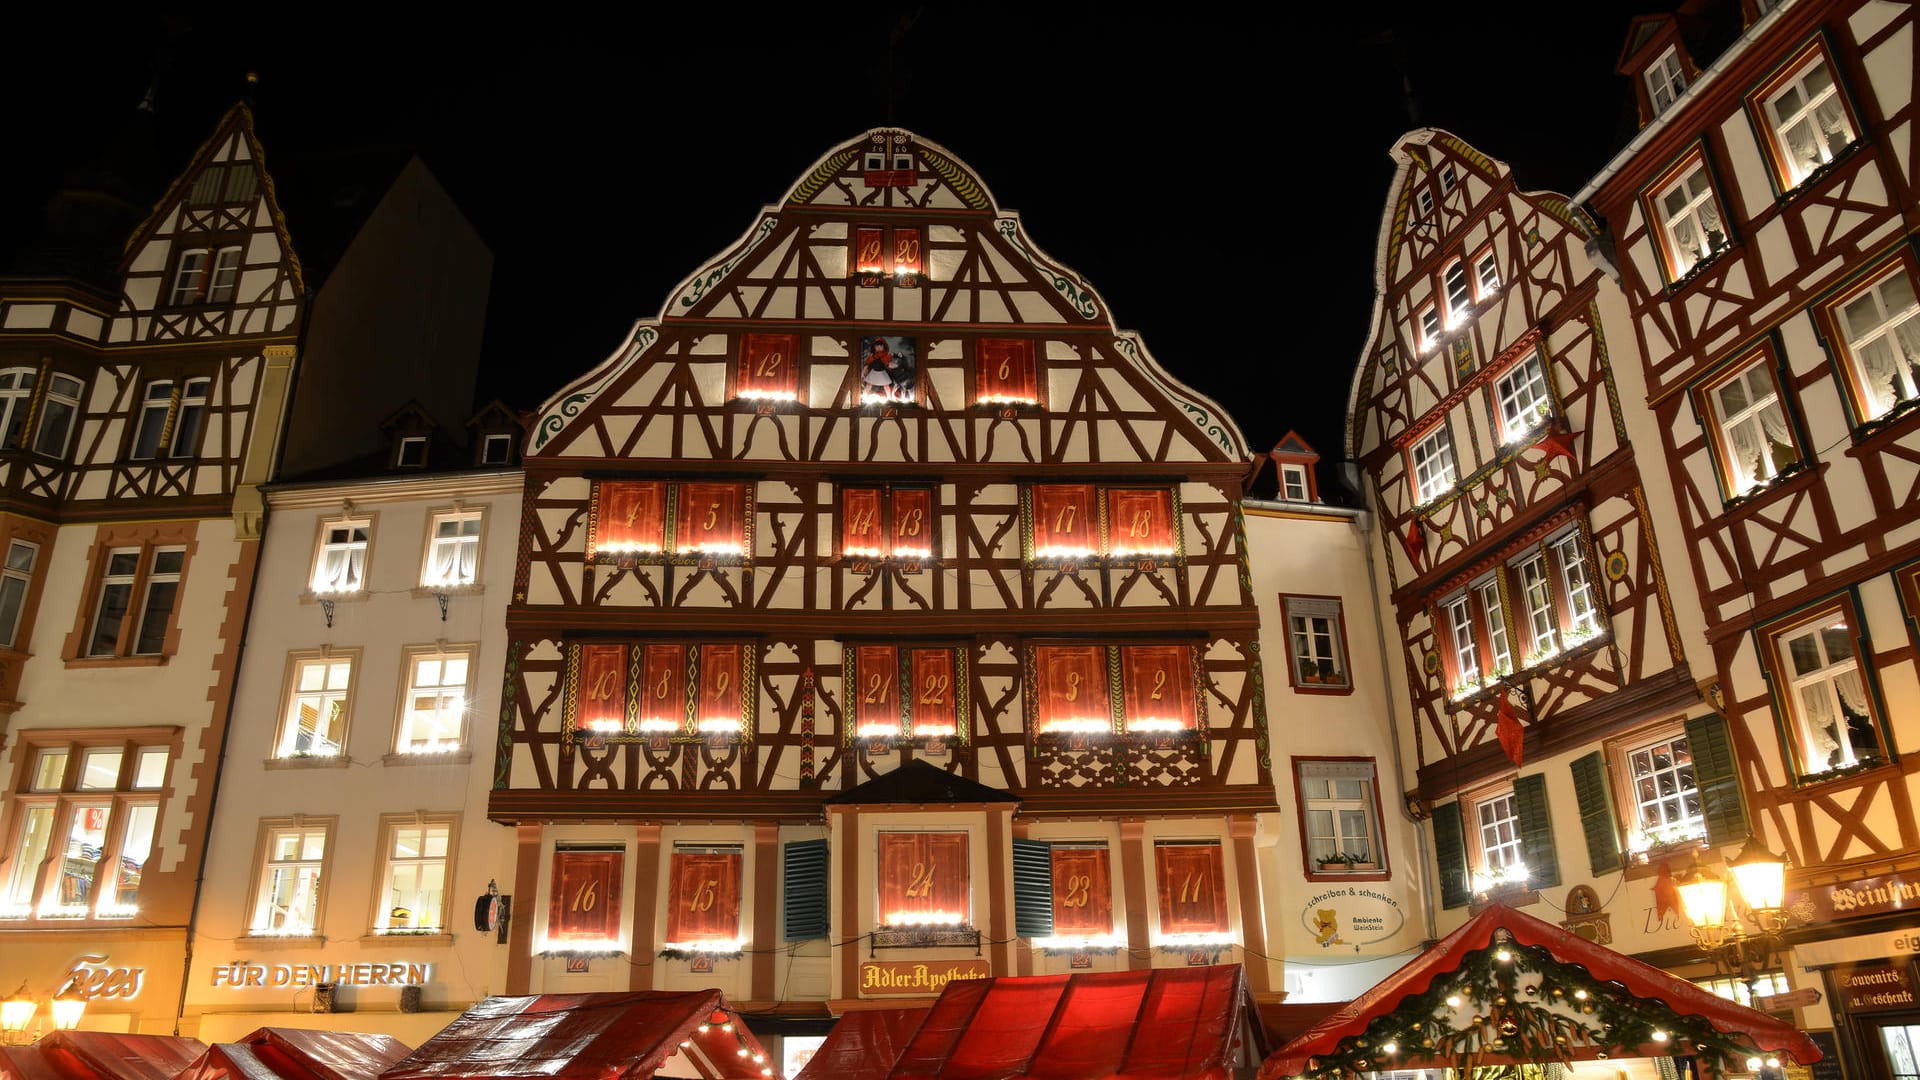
[[1, 6, 1664, 489]]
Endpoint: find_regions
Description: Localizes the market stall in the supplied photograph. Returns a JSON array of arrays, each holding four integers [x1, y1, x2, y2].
[[378, 991, 771, 1080], [791, 1008, 926, 1080], [1261, 903, 1820, 1079], [172, 1027, 410, 1080], [0, 1031, 204, 1080]]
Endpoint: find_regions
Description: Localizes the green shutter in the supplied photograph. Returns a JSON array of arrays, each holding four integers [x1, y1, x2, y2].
[[1571, 751, 1624, 876], [1013, 839, 1054, 937], [1686, 712, 1749, 846], [1514, 773, 1561, 888], [1433, 802, 1471, 909], [782, 839, 829, 941]]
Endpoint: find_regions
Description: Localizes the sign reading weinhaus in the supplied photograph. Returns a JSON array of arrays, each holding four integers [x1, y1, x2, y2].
[[1792, 873, 1920, 920]]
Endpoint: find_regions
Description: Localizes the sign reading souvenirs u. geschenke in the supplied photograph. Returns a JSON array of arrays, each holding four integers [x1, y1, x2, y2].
[[1831, 961, 1917, 1013], [859, 960, 991, 996], [1790, 873, 1920, 921]]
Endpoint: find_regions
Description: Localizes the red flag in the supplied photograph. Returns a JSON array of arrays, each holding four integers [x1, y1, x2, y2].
[[1653, 860, 1682, 924], [1534, 427, 1577, 461], [1496, 690, 1524, 766], [1402, 519, 1424, 567]]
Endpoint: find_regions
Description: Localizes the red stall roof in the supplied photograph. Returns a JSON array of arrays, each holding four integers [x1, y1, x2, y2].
[[174, 1028, 411, 1080], [379, 991, 771, 1080], [0, 1031, 205, 1080], [875, 964, 1264, 1080], [792, 1008, 928, 1080], [1261, 903, 1822, 1079]]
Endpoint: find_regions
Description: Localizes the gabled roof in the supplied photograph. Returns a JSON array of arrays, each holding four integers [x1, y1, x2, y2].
[[1616, 12, 1679, 71], [881, 964, 1264, 1079], [174, 1027, 411, 1080], [1269, 431, 1319, 461], [824, 759, 1018, 806], [383, 991, 770, 1080], [793, 1008, 929, 1080], [1260, 903, 1820, 1079], [0, 1030, 207, 1080]]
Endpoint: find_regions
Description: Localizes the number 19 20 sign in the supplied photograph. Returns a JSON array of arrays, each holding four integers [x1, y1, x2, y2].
[[549, 850, 624, 943]]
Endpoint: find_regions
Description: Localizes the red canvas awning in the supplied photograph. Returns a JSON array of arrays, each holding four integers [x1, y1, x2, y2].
[[792, 1008, 928, 1080], [876, 963, 1264, 1080], [1261, 903, 1821, 1078], [378, 991, 771, 1080], [0, 1031, 205, 1080], [174, 1028, 411, 1080]]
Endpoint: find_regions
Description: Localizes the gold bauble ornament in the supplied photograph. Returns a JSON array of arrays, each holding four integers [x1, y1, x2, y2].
[[1495, 995, 1509, 1006], [1500, 1020, 1519, 1036], [1524, 985, 1539, 996]]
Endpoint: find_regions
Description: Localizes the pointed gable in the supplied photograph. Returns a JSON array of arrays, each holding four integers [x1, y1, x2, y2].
[[824, 759, 1019, 806]]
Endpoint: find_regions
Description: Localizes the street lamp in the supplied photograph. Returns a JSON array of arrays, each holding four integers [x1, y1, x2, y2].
[[1675, 836, 1791, 994], [0, 983, 86, 1045]]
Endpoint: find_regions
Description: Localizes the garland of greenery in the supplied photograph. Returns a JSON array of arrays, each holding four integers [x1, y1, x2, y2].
[[659, 946, 744, 961], [1300, 931, 1746, 1079]]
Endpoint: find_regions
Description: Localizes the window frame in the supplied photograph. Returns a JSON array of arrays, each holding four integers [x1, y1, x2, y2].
[[1643, 145, 1734, 285], [245, 816, 338, 939], [205, 246, 244, 304], [1604, 720, 1708, 854], [419, 506, 486, 591], [308, 513, 376, 597], [1815, 254, 1920, 431], [171, 377, 211, 459], [1281, 594, 1352, 695], [63, 527, 196, 665], [1693, 344, 1806, 500], [1438, 522, 1604, 697], [479, 432, 513, 465], [843, 642, 968, 742], [1466, 781, 1525, 889], [1645, 45, 1688, 117], [369, 813, 458, 935], [1406, 422, 1459, 505], [1442, 260, 1473, 329], [272, 648, 359, 760], [0, 538, 40, 650], [589, 480, 754, 566], [1025, 641, 1206, 739], [392, 643, 477, 756], [1293, 757, 1389, 880], [1472, 247, 1501, 302], [1022, 485, 1184, 564], [1744, 36, 1861, 195], [563, 640, 757, 742], [1489, 348, 1556, 446], [31, 372, 83, 460], [838, 485, 937, 565], [1417, 302, 1442, 354], [0, 728, 178, 924], [0, 367, 37, 450], [1756, 594, 1891, 783], [1279, 464, 1310, 502]]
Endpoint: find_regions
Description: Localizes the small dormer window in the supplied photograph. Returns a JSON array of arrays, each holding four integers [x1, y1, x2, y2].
[[480, 433, 511, 465], [1281, 465, 1309, 502], [1416, 188, 1435, 219], [397, 436, 427, 469], [1438, 164, 1457, 194], [1646, 46, 1688, 116]]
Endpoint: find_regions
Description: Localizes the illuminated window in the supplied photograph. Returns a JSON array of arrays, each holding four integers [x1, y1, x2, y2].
[[1763, 602, 1887, 779], [665, 843, 742, 947], [1624, 731, 1704, 846], [0, 540, 39, 649], [846, 644, 963, 740], [840, 486, 934, 561], [1028, 642, 1199, 736], [1693, 971, 1789, 1009], [1296, 759, 1382, 875], [374, 818, 453, 933], [275, 652, 356, 758], [590, 481, 751, 560], [1283, 596, 1349, 691], [1516, 551, 1558, 660], [421, 509, 483, 588], [1652, 156, 1730, 280], [31, 373, 82, 459], [1026, 485, 1180, 562], [250, 820, 332, 936], [878, 832, 969, 927], [1555, 533, 1599, 639], [1443, 261, 1472, 327], [0, 369, 36, 448], [1418, 304, 1442, 353], [1646, 46, 1687, 116], [1758, 50, 1856, 189], [311, 518, 371, 594], [1828, 263, 1920, 425], [1280, 464, 1309, 502], [1492, 350, 1554, 443], [567, 641, 751, 738], [1154, 840, 1228, 937], [1473, 788, 1523, 877], [1474, 251, 1500, 300], [1408, 425, 1457, 504], [0, 735, 170, 921], [736, 332, 800, 402], [975, 338, 1038, 405], [1700, 356, 1801, 496], [1445, 595, 1481, 690], [395, 646, 472, 753]]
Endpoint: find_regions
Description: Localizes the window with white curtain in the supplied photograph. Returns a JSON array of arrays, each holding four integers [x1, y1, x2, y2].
[[1655, 160, 1729, 279], [421, 510, 482, 588], [1646, 46, 1687, 116], [1704, 359, 1800, 495], [1764, 55, 1855, 188], [311, 520, 371, 594], [395, 647, 471, 753], [1776, 609, 1884, 777], [1837, 267, 1920, 423]]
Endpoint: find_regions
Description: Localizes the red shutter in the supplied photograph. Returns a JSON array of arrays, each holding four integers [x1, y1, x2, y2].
[[1034, 645, 1109, 732], [890, 488, 933, 559], [855, 228, 886, 274], [637, 644, 686, 731], [893, 228, 922, 276], [737, 333, 799, 400], [1032, 485, 1096, 557], [1051, 846, 1114, 935], [1105, 489, 1177, 556], [842, 488, 886, 557], [910, 648, 959, 737], [878, 833, 968, 925], [677, 483, 746, 554], [1155, 843, 1227, 935], [596, 482, 666, 554], [697, 644, 744, 731], [576, 644, 629, 731], [853, 645, 901, 737], [976, 339, 1037, 404], [664, 851, 742, 944], [548, 850, 624, 942], [1121, 645, 1198, 732]]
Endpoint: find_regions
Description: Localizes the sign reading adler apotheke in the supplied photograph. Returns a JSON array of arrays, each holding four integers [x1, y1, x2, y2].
[[209, 961, 431, 989], [858, 960, 990, 996]]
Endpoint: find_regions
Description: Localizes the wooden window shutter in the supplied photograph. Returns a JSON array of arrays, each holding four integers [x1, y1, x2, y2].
[[782, 839, 829, 940], [1432, 802, 1471, 909], [1570, 751, 1623, 875], [1513, 773, 1561, 888], [1685, 713, 1749, 846], [1012, 839, 1053, 937]]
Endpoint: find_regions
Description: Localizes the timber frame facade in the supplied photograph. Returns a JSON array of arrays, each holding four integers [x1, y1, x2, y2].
[[1581, 0, 1920, 1069], [494, 129, 1279, 1014]]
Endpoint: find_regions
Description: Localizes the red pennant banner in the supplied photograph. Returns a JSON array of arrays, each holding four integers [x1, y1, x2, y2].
[[1496, 690, 1525, 767]]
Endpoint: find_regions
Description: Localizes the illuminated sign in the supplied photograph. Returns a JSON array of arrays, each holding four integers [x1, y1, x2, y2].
[[57, 954, 145, 1000], [858, 960, 990, 996], [209, 962, 430, 989]]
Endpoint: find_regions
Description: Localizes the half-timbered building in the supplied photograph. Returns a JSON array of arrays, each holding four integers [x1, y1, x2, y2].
[[0, 102, 488, 1035], [495, 129, 1281, 1037], [1348, 129, 1724, 976], [1579, 1, 1920, 1071]]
